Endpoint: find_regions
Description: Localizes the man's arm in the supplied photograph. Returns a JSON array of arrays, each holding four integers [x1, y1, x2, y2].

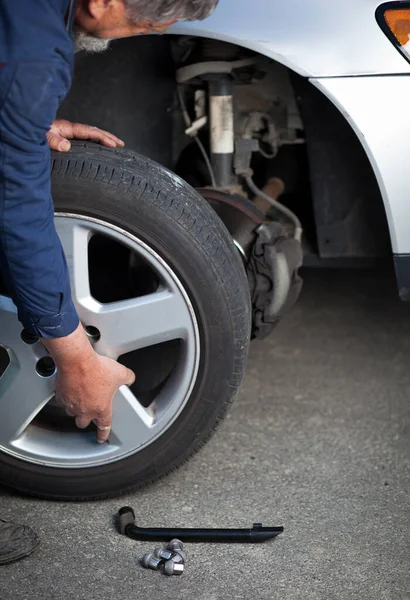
[[0, 60, 134, 442], [0, 60, 78, 338]]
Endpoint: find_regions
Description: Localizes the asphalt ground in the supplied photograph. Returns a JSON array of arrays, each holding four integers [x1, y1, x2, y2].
[[0, 267, 409, 599]]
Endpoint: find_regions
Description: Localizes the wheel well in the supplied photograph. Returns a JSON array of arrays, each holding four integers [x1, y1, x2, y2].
[[60, 35, 391, 260]]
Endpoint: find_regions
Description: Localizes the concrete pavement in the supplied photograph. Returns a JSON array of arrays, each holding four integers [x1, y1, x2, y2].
[[0, 267, 409, 599]]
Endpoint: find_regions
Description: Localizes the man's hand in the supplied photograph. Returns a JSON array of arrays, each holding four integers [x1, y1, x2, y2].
[[42, 324, 135, 443], [47, 119, 125, 152]]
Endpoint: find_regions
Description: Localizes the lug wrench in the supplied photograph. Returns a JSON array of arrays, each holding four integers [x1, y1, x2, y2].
[[117, 507, 284, 543]]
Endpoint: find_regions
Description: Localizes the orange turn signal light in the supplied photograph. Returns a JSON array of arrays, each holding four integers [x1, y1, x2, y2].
[[377, 2, 410, 61], [384, 8, 410, 45]]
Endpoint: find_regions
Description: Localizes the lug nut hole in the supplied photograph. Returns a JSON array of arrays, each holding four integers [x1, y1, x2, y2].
[[85, 326, 101, 342], [36, 357, 56, 378], [21, 329, 39, 345]]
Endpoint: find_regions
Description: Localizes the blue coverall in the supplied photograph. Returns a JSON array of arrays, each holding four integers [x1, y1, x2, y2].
[[0, 0, 79, 339]]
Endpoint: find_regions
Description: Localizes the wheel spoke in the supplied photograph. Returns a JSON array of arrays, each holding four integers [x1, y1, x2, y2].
[[0, 295, 55, 443], [0, 216, 200, 468], [0, 358, 54, 443], [55, 219, 93, 310], [109, 386, 155, 452], [93, 289, 193, 357]]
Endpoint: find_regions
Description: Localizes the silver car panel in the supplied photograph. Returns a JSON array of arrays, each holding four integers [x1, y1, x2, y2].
[[313, 75, 410, 254], [172, 0, 410, 77]]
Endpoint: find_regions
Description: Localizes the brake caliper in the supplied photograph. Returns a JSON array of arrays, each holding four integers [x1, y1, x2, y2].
[[199, 188, 302, 341], [247, 222, 303, 340]]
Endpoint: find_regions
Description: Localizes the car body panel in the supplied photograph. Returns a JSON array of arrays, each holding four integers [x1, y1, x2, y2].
[[171, 0, 410, 77], [312, 75, 410, 254]]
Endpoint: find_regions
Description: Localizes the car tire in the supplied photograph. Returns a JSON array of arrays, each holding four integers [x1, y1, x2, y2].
[[0, 142, 251, 500]]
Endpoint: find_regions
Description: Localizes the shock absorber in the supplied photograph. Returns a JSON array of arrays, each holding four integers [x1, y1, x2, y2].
[[208, 76, 235, 189], [176, 39, 258, 190]]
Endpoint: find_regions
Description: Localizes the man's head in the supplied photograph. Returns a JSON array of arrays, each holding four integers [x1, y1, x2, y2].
[[74, 0, 219, 52]]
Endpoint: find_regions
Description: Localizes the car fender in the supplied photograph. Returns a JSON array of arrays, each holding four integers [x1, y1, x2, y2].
[[312, 75, 410, 257], [171, 0, 410, 77]]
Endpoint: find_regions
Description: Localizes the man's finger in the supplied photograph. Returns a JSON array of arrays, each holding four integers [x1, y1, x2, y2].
[[86, 127, 124, 146], [96, 414, 112, 444], [97, 136, 117, 148], [94, 129, 125, 147], [46, 132, 71, 152], [120, 365, 136, 387], [72, 123, 124, 147], [64, 405, 78, 417], [82, 130, 117, 147], [75, 414, 93, 430], [85, 126, 125, 147]]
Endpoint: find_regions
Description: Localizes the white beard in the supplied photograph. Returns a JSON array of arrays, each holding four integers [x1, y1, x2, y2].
[[73, 31, 112, 53]]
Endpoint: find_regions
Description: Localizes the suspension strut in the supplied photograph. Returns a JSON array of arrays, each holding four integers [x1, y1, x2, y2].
[[208, 76, 235, 188]]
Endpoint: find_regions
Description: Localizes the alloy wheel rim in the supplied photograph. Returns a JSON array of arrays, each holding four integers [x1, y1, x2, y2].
[[0, 214, 200, 468]]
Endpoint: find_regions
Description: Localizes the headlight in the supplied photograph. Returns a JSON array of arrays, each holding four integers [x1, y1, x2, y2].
[[377, 2, 410, 62]]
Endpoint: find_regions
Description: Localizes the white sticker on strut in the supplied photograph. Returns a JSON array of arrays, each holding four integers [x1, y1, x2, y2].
[[210, 95, 234, 155]]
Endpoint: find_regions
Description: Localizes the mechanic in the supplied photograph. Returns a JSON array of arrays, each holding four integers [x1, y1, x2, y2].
[[0, 0, 218, 565]]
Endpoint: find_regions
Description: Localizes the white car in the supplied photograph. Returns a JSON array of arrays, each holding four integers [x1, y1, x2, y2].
[[0, 0, 408, 498]]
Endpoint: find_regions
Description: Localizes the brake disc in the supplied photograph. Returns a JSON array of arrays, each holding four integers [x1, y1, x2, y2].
[[199, 189, 303, 339]]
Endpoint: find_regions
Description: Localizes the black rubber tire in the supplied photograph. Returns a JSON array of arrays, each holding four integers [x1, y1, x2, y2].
[[0, 142, 251, 500]]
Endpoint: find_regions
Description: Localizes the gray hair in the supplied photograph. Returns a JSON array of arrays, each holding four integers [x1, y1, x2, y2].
[[125, 0, 219, 23]]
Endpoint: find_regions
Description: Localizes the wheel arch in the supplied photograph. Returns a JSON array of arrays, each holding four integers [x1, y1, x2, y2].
[[168, 30, 393, 262], [61, 34, 395, 266]]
